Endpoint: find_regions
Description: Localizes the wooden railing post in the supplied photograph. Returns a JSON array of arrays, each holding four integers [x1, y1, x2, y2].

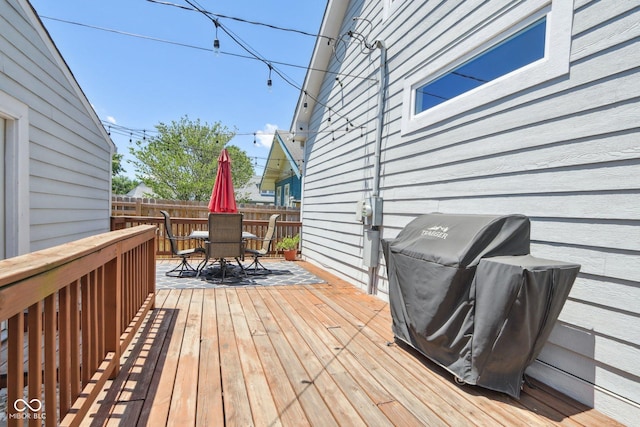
[[7, 312, 24, 427], [148, 237, 156, 309], [105, 252, 122, 379]]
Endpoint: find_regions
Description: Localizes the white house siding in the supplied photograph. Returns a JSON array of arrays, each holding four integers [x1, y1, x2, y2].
[[300, 0, 639, 424], [1, 0, 113, 252]]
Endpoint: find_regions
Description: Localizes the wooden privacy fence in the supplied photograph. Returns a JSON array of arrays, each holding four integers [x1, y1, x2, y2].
[[111, 215, 302, 257], [0, 225, 156, 427], [112, 196, 300, 221]]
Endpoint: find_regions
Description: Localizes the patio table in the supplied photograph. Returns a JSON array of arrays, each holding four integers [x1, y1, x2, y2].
[[189, 230, 258, 279], [188, 230, 257, 240]]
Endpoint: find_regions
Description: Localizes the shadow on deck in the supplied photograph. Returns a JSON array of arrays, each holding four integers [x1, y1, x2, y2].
[[80, 260, 621, 426]]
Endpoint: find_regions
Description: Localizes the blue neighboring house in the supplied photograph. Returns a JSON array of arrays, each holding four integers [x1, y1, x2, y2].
[[259, 130, 302, 207]]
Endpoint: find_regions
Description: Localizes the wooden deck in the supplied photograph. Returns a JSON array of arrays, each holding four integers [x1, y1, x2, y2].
[[80, 262, 621, 426]]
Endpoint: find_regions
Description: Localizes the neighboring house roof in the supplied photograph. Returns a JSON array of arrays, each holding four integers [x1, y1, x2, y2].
[[236, 176, 274, 204], [21, 0, 114, 153], [125, 182, 156, 198], [259, 130, 303, 192]]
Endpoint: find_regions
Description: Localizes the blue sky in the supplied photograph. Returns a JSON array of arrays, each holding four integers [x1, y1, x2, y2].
[[29, 0, 327, 177]]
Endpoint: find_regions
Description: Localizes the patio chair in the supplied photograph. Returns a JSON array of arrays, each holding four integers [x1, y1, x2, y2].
[[244, 214, 280, 273], [160, 210, 205, 277], [198, 213, 245, 281]]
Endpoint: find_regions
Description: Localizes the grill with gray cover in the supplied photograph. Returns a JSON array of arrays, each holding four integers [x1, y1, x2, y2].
[[382, 213, 579, 398]]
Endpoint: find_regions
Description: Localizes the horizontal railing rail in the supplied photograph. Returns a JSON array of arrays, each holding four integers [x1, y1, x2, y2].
[[111, 215, 302, 257], [0, 225, 156, 427]]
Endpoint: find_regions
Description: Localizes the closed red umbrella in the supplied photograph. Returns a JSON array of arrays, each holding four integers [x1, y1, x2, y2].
[[208, 148, 237, 213]]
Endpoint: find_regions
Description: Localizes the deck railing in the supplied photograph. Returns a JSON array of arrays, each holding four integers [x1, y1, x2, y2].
[[111, 215, 302, 257], [0, 225, 156, 427]]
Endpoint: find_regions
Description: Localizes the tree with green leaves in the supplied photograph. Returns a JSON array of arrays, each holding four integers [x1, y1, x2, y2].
[[129, 116, 254, 201], [111, 152, 139, 195]]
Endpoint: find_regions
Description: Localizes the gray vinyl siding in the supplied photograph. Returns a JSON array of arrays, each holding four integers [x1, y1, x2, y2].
[[301, 0, 639, 424], [1, 0, 112, 250]]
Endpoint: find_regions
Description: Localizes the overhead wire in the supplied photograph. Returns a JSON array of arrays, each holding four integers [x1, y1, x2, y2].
[[145, 0, 333, 42], [38, 15, 374, 82], [179, 0, 365, 130], [101, 119, 352, 142], [43, 3, 372, 140]]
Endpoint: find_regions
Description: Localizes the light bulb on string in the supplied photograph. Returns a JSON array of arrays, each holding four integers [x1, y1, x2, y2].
[[213, 20, 220, 55], [303, 91, 308, 113], [267, 64, 273, 92], [253, 133, 257, 145]]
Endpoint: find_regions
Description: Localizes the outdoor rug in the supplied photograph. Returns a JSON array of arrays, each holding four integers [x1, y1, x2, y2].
[[156, 261, 326, 289]]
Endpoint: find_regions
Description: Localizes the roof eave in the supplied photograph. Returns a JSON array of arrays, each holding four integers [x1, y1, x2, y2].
[[20, 0, 115, 153], [290, 0, 350, 136]]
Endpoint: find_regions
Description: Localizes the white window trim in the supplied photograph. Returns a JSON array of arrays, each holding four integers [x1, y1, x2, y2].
[[284, 183, 291, 207], [0, 91, 30, 257], [401, 0, 573, 135]]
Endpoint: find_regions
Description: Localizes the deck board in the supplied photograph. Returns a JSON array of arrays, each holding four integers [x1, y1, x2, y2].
[[167, 288, 202, 425], [80, 261, 623, 426], [196, 289, 224, 425], [236, 288, 311, 427], [227, 289, 282, 427]]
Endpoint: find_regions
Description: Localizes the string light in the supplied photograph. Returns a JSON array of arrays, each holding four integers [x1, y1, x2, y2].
[[303, 91, 308, 113], [213, 19, 220, 55], [39, 11, 373, 132], [38, 16, 373, 83], [102, 119, 349, 140], [180, 0, 365, 129]]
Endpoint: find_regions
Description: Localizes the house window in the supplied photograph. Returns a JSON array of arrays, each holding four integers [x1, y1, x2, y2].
[[401, 0, 573, 134], [415, 17, 546, 115], [276, 186, 282, 206]]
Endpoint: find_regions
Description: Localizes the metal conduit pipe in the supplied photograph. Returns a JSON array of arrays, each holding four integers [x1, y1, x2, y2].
[[367, 39, 387, 295]]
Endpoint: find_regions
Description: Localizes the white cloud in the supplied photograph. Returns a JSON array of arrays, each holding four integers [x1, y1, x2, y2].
[[106, 116, 117, 124], [255, 123, 278, 148]]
